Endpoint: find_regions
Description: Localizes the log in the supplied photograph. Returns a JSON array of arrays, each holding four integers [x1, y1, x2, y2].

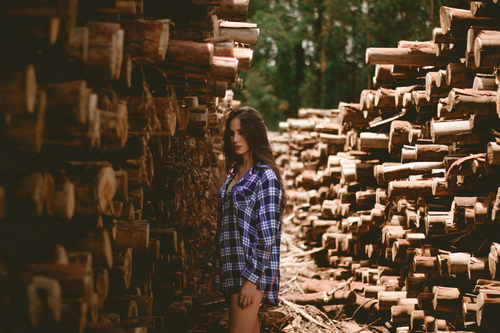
[[448, 252, 471, 275], [122, 19, 170, 61], [489, 242, 500, 279], [433, 286, 460, 313], [435, 70, 447, 88], [378, 291, 407, 311], [62, 161, 117, 216], [109, 248, 133, 292], [100, 104, 128, 151], [475, 30, 500, 68], [208, 56, 238, 83], [388, 120, 412, 154], [388, 180, 433, 197], [219, 21, 259, 45], [64, 228, 113, 269], [446, 62, 475, 87], [374, 88, 396, 108], [468, 256, 490, 281], [426, 71, 451, 102], [477, 290, 500, 327], [471, 1, 500, 17], [0, 88, 45, 154], [166, 40, 213, 66], [43, 93, 99, 149], [430, 118, 474, 144], [376, 161, 444, 183], [410, 309, 430, 331], [64, 26, 89, 62], [395, 85, 423, 108], [359, 132, 389, 149], [473, 74, 497, 90], [391, 305, 414, 326], [440, 6, 500, 38], [366, 47, 458, 67], [94, 269, 109, 310], [49, 173, 75, 220], [433, 27, 465, 43], [115, 221, 150, 252], [301, 279, 339, 293], [413, 256, 438, 276], [445, 88, 497, 118], [0, 63, 37, 116], [18, 263, 93, 305], [85, 22, 122, 78], [487, 142, 500, 166], [215, 0, 249, 21], [60, 298, 88, 333]]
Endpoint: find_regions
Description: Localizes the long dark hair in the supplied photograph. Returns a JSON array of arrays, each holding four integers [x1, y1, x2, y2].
[[223, 106, 286, 215]]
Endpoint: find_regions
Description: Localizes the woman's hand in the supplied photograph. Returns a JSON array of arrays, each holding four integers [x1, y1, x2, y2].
[[207, 270, 217, 297], [238, 280, 258, 309]]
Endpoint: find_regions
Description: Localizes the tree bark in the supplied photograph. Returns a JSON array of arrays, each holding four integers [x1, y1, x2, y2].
[[166, 39, 213, 66], [475, 30, 500, 68], [0, 63, 37, 116], [440, 6, 500, 38], [215, 0, 249, 22], [366, 47, 458, 67], [123, 19, 170, 61], [219, 21, 259, 45], [85, 22, 122, 79]]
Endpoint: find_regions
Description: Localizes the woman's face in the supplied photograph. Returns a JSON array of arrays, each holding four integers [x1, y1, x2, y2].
[[229, 117, 250, 157]]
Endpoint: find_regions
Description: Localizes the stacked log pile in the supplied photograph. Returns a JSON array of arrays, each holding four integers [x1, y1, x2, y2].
[[275, 3, 500, 333], [0, 1, 255, 332]]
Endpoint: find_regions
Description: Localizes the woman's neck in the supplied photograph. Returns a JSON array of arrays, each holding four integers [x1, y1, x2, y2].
[[240, 151, 253, 170]]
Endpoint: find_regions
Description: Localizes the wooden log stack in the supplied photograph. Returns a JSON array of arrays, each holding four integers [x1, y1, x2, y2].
[[0, 0, 256, 332], [275, 3, 500, 332]]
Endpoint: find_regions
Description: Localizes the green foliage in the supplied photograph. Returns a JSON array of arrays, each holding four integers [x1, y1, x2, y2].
[[233, 0, 469, 130]]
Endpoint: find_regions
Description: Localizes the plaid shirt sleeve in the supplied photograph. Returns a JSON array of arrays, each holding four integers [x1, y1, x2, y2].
[[241, 169, 282, 284]]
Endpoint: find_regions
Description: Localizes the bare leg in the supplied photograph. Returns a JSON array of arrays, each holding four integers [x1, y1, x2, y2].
[[252, 313, 260, 333], [228, 291, 263, 333]]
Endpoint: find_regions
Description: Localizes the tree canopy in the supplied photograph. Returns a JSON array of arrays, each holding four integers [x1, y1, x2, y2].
[[233, 0, 468, 130]]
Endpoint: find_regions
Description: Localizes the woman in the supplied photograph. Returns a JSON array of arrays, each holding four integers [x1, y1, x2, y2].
[[208, 107, 286, 333]]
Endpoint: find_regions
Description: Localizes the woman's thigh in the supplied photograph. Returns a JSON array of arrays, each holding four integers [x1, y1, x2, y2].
[[228, 291, 263, 333]]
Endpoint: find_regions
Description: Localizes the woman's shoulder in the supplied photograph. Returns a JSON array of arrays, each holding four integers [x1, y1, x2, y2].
[[254, 163, 279, 183]]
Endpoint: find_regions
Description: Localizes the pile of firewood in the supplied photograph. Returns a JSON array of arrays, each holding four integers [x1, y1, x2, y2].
[[0, 1, 252, 332], [274, 3, 500, 333]]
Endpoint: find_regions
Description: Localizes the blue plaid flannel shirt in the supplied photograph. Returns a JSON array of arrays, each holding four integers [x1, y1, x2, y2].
[[211, 163, 282, 305]]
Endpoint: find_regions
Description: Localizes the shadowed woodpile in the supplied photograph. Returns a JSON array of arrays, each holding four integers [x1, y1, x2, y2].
[[0, 0, 255, 332]]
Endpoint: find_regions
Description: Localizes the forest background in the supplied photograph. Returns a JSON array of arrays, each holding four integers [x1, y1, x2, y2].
[[233, 0, 469, 129]]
